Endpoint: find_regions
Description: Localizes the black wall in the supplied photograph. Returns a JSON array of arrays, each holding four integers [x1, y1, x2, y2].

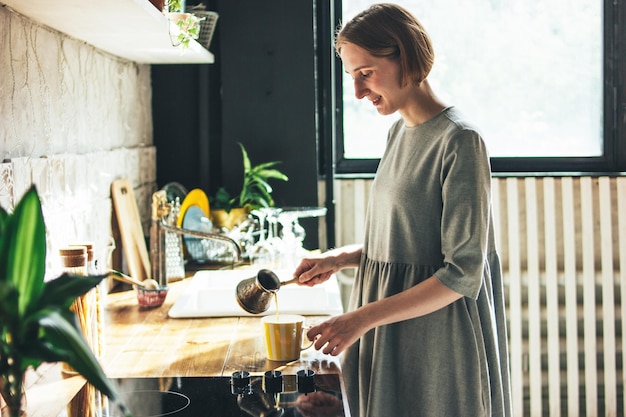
[[152, 1, 321, 248]]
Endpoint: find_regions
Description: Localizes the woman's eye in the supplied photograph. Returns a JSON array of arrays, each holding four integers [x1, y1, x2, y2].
[[360, 71, 371, 78]]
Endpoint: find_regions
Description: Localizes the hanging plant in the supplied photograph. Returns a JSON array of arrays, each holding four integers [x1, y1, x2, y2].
[[166, 0, 184, 13], [167, 12, 204, 50]]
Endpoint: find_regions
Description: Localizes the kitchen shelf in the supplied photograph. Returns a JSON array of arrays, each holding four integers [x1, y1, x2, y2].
[[1, 0, 214, 64]]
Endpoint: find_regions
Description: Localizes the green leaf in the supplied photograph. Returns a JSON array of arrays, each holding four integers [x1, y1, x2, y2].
[[16, 309, 83, 371], [0, 206, 12, 285], [0, 188, 133, 415], [247, 178, 273, 197], [38, 311, 132, 417], [35, 273, 105, 312], [239, 142, 251, 174], [213, 142, 288, 212], [255, 168, 289, 182], [247, 161, 283, 175], [2, 186, 46, 316], [0, 281, 19, 327], [0, 205, 8, 235], [166, 0, 183, 12]]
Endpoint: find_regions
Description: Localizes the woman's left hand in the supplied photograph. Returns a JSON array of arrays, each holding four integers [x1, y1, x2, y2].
[[306, 277, 463, 356], [306, 310, 369, 356]]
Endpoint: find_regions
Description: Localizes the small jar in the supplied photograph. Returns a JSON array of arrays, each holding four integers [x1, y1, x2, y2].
[[59, 246, 87, 377], [59, 246, 87, 275], [68, 242, 96, 275], [58, 245, 101, 417], [58, 245, 99, 354]]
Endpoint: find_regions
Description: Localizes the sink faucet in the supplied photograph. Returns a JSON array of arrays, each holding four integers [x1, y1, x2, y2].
[[149, 190, 242, 286]]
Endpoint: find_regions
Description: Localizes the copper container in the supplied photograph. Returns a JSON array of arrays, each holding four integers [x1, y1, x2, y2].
[[235, 269, 281, 314]]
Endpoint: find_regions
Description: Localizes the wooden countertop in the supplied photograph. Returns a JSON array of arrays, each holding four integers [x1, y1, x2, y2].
[[21, 274, 350, 417], [101, 277, 344, 378]]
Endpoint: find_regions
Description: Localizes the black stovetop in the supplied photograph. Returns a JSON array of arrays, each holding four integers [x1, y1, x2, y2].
[[104, 373, 346, 417]]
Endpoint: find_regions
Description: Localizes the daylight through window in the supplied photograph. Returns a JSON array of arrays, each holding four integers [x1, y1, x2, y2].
[[341, 0, 603, 160]]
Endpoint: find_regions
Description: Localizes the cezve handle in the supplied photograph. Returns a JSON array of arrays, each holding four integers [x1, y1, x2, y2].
[[279, 277, 300, 286]]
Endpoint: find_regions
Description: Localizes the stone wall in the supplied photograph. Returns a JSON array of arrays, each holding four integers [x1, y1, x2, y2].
[[0, 5, 156, 278]]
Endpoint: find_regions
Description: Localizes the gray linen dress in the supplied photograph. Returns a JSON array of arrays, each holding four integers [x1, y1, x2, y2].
[[341, 107, 512, 417]]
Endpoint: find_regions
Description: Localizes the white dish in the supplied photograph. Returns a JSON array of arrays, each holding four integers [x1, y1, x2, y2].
[[182, 205, 214, 261], [168, 269, 344, 318]]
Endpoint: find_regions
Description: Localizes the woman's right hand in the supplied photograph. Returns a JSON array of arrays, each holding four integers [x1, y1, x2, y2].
[[293, 254, 337, 287], [293, 244, 363, 287]]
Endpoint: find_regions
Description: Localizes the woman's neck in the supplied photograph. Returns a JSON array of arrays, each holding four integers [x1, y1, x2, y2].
[[399, 80, 447, 127]]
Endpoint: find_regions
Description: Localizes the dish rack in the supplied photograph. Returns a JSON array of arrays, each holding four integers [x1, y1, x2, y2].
[[150, 191, 242, 285]]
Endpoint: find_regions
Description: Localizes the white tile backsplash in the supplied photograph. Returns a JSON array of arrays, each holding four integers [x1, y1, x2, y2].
[[0, 6, 156, 279]]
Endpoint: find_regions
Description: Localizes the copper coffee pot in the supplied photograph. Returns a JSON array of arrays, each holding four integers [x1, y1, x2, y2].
[[235, 269, 299, 314]]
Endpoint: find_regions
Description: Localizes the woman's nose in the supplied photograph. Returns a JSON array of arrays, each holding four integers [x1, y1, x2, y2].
[[354, 79, 368, 99]]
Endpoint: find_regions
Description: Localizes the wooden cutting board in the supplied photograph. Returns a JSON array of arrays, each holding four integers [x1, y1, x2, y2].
[[111, 179, 151, 281]]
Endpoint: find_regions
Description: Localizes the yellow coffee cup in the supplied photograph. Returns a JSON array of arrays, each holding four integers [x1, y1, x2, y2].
[[262, 314, 313, 361]]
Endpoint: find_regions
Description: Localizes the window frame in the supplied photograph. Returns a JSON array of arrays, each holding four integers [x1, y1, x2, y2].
[[328, 0, 626, 177]]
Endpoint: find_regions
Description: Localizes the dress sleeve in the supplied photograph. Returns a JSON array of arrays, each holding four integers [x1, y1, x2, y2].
[[433, 128, 492, 299]]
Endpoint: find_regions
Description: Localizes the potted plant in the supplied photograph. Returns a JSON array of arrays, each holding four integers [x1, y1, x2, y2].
[[164, 0, 204, 50], [148, 0, 185, 13], [210, 142, 288, 229], [0, 186, 130, 417], [168, 13, 203, 49], [166, 0, 184, 12]]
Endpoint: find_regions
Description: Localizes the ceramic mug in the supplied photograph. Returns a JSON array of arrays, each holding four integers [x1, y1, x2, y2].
[[262, 314, 314, 361]]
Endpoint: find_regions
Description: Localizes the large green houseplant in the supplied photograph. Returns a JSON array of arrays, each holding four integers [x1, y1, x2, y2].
[[210, 142, 288, 229], [0, 186, 130, 417]]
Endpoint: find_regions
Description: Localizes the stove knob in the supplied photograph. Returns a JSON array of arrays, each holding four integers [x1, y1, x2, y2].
[[296, 369, 316, 394], [231, 371, 252, 395], [264, 370, 284, 394]]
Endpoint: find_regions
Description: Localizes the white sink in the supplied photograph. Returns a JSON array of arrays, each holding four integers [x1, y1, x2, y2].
[[168, 269, 344, 318]]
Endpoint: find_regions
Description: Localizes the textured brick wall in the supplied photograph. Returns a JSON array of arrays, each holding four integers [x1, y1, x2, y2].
[[0, 6, 156, 279]]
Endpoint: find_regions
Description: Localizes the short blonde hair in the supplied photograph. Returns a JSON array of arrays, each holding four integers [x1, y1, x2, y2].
[[335, 3, 435, 86]]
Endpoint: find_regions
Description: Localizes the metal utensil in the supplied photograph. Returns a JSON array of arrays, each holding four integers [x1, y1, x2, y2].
[[235, 269, 299, 314]]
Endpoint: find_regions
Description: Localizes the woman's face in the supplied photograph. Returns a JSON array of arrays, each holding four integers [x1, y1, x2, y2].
[[339, 42, 408, 116]]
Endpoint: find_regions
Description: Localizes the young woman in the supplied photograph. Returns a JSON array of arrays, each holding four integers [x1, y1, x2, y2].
[[293, 4, 512, 416]]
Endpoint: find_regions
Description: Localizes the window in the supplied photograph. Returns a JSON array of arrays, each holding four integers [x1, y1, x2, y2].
[[333, 0, 625, 174]]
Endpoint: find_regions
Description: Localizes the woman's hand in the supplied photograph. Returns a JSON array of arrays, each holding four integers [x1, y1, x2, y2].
[[293, 245, 363, 287], [305, 276, 464, 356], [293, 255, 337, 287], [306, 310, 370, 356]]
